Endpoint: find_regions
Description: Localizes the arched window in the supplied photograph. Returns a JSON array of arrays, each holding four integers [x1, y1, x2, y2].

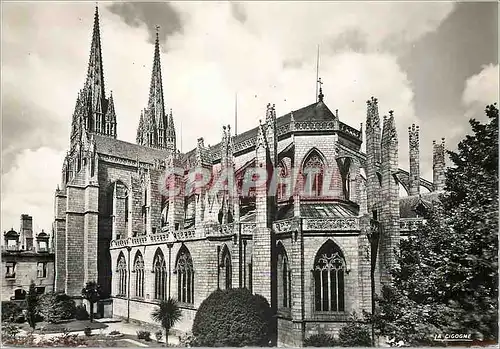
[[303, 150, 325, 197], [278, 160, 289, 201], [117, 253, 127, 297], [277, 243, 291, 309], [313, 240, 346, 312], [153, 249, 167, 300], [175, 246, 194, 304], [220, 245, 232, 290], [133, 252, 145, 298]]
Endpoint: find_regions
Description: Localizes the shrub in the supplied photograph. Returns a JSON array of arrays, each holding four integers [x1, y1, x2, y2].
[[178, 332, 197, 347], [304, 333, 337, 347], [192, 288, 272, 347], [109, 330, 121, 335], [155, 330, 163, 342], [84, 326, 92, 337], [1, 301, 24, 322], [75, 304, 89, 320], [338, 314, 372, 347], [1, 323, 20, 341], [38, 292, 76, 323], [137, 330, 151, 341]]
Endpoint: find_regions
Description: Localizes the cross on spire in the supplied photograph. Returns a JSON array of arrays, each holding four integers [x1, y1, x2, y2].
[[317, 77, 324, 102]]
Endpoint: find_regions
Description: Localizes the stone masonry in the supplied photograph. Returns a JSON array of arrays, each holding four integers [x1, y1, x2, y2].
[[54, 6, 448, 347]]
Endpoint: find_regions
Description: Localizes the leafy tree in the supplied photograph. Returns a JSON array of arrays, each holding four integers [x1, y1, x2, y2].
[[151, 298, 182, 347], [374, 104, 499, 344], [81, 281, 101, 323], [192, 288, 273, 347], [26, 282, 39, 329], [338, 312, 372, 347]]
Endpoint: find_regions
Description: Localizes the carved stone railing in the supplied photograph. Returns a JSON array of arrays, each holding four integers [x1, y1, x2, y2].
[[273, 218, 298, 234], [110, 227, 198, 249], [205, 223, 235, 238], [175, 228, 196, 240], [277, 123, 291, 137], [241, 222, 256, 235], [149, 232, 171, 243], [302, 217, 359, 231], [295, 120, 336, 132], [400, 218, 423, 232], [110, 239, 128, 248], [234, 136, 257, 154], [130, 236, 147, 245], [338, 122, 362, 139]]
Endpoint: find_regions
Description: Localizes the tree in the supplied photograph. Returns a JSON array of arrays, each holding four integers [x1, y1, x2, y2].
[[26, 282, 39, 329], [81, 281, 101, 323], [192, 288, 273, 347], [39, 292, 76, 323], [374, 104, 499, 344], [151, 298, 182, 347]]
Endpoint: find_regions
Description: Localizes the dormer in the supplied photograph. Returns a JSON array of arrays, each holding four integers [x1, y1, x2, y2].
[[4, 229, 19, 251], [36, 230, 50, 253]]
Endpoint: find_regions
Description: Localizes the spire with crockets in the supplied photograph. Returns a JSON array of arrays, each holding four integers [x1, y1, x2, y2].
[[136, 26, 175, 151], [70, 6, 117, 149]]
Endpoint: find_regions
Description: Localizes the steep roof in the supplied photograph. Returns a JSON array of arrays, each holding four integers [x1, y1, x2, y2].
[[94, 134, 169, 164], [192, 101, 338, 164], [399, 192, 441, 218]]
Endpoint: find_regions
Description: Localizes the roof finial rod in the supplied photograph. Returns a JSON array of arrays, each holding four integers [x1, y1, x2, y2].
[[234, 92, 238, 136], [315, 44, 320, 102]]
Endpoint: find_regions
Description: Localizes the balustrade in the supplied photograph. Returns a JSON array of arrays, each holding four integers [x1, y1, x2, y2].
[[302, 217, 359, 231]]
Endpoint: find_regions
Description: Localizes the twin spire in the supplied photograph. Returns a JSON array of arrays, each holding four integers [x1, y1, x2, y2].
[[73, 6, 176, 152], [136, 27, 176, 151]]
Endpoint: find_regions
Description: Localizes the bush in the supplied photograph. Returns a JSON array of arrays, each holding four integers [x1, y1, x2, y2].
[[338, 315, 372, 347], [109, 330, 121, 335], [155, 330, 163, 342], [137, 330, 151, 341], [38, 292, 76, 323], [74, 304, 89, 320], [1, 301, 24, 322], [192, 288, 272, 347], [179, 332, 197, 347], [1, 323, 20, 341], [304, 333, 337, 347], [84, 326, 92, 337]]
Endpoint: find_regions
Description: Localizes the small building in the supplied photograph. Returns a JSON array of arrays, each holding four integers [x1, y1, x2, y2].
[[1, 215, 55, 301]]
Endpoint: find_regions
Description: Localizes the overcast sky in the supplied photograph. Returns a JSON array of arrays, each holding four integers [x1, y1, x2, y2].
[[1, 1, 498, 234]]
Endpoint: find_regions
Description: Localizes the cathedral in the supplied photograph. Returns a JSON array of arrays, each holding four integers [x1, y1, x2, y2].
[[54, 7, 446, 346]]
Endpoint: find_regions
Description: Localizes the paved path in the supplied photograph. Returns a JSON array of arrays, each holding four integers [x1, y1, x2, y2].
[[16, 319, 180, 346]]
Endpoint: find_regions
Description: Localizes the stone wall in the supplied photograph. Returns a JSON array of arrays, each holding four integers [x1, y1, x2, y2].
[[1, 253, 55, 300]]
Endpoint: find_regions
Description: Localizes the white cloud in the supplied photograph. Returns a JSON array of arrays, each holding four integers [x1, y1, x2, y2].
[[1, 1, 455, 231], [462, 64, 499, 118], [1, 148, 65, 234]]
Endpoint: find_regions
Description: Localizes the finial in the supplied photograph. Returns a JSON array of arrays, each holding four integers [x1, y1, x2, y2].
[[389, 110, 394, 117], [317, 77, 324, 102], [259, 119, 262, 125], [223, 125, 226, 130]]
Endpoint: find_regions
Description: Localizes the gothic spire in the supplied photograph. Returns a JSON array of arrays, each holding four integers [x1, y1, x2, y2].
[[85, 6, 105, 104], [137, 26, 168, 149]]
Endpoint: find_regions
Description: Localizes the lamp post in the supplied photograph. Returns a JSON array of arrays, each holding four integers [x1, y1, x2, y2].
[[366, 216, 380, 347], [166, 232, 176, 298]]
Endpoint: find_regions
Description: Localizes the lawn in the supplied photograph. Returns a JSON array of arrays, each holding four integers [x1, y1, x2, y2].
[[17, 319, 108, 334]]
